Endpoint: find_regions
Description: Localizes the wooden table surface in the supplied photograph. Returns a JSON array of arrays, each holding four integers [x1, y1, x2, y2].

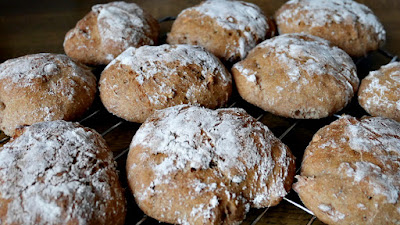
[[0, 1, 399, 225]]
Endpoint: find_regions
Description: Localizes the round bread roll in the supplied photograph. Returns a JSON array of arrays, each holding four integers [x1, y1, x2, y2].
[[99, 44, 232, 123], [294, 116, 400, 224], [358, 61, 400, 122], [232, 33, 359, 119], [127, 105, 296, 225], [64, 1, 159, 65], [167, 0, 274, 62], [275, 0, 386, 57], [0, 53, 97, 136], [0, 120, 126, 225]]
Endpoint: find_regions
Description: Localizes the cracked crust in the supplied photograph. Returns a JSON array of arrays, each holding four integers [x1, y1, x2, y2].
[[232, 33, 359, 119]]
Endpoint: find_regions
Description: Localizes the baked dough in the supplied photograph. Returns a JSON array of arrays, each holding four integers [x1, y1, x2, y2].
[[167, 0, 274, 62], [358, 61, 400, 122], [0, 120, 126, 225], [127, 105, 296, 224], [294, 115, 400, 224], [232, 33, 359, 119], [0, 53, 97, 136], [99, 44, 232, 123], [64, 1, 159, 65], [275, 0, 386, 57]]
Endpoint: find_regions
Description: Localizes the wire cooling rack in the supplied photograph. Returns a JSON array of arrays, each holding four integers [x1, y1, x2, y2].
[[0, 17, 398, 225]]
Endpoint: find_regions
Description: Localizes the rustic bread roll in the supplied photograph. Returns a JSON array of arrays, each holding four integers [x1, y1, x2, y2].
[[232, 33, 359, 119], [99, 44, 232, 123], [127, 105, 296, 225], [358, 61, 400, 122], [0, 120, 126, 225], [294, 116, 400, 224], [167, 0, 275, 62], [275, 0, 386, 57], [0, 53, 97, 136], [64, 1, 159, 65]]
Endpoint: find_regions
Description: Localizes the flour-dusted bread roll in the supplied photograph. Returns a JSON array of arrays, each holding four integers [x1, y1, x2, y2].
[[275, 0, 386, 57], [358, 61, 400, 122], [0, 53, 97, 136], [0, 120, 126, 225], [167, 0, 275, 62], [127, 105, 296, 224], [99, 44, 232, 123], [64, 1, 159, 65], [232, 33, 359, 119], [294, 116, 400, 224]]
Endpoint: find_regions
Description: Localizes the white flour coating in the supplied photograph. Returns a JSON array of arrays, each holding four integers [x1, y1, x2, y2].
[[340, 161, 399, 204], [187, 0, 268, 59], [130, 105, 294, 219], [360, 62, 400, 111], [93, 1, 154, 49], [0, 120, 124, 224], [318, 204, 346, 222], [233, 64, 257, 83], [334, 116, 400, 204], [276, 0, 386, 42], [0, 53, 93, 90], [234, 33, 358, 95]]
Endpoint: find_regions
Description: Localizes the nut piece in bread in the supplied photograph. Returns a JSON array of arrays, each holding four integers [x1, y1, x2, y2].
[[0, 53, 97, 136]]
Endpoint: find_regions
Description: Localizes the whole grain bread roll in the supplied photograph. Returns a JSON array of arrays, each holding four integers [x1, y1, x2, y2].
[[232, 33, 359, 119], [167, 0, 275, 62], [64, 1, 159, 65], [275, 0, 386, 57], [99, 44, 232, 123], [358, 61, 400, 122], [0, 53, 97, 136], [127, 105, 296, 224], [294, 116, 400, 224]]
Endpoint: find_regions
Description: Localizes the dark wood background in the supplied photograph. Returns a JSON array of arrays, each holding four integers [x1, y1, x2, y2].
[[0, 1, 399, 224]]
